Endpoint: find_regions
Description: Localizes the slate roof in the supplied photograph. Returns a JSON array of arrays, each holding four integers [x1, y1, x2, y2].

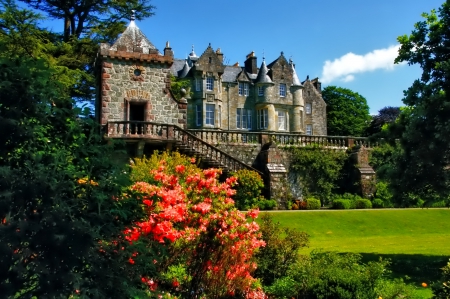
[[291, 63, 303, 87], [110, 20, 159, 54], [222, 66, 243, 83], [256, 60, 273, 83], [170, 58, 186, 76]]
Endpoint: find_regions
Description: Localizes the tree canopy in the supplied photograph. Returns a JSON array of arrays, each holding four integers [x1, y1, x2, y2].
[[388, 1, 450, 206], [365, 106, 401, 136], [321, 86, 371, 137]]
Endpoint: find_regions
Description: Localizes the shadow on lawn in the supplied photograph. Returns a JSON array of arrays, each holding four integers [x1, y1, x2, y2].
[[359, 253, 449, 284]]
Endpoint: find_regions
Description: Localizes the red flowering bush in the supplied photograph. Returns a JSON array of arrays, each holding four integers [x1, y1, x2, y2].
[[124, 152, 267, 299]]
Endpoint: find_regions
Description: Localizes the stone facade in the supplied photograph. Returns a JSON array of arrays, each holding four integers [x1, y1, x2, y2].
[[95, 18, 187, 128], [173, 48, 327, 135]]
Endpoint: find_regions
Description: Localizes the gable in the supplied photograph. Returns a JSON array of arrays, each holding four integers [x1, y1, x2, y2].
[[195, 45, 225, 74]]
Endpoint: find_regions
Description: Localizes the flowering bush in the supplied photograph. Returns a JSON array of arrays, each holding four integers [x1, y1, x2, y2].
[[124, 152, 267, 299]]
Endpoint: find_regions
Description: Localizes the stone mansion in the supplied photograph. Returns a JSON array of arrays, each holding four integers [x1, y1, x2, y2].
[[95, 15, 327, 136]]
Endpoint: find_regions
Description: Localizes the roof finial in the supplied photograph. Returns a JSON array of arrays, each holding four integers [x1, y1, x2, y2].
[[281, 51, 284, 56], [262, 49, 265, 61], [131, 10, 136, 21]]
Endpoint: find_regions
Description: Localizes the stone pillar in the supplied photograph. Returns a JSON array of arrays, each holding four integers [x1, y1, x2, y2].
[[136, 141, 146, 158], [352, 146, 376, 198], [292, 106, 303, 132], [267, 104, 276, 131], [262, 142, 291, 209]]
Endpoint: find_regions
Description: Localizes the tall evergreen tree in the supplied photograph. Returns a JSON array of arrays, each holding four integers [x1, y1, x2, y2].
[[390, 1, 450, 206]]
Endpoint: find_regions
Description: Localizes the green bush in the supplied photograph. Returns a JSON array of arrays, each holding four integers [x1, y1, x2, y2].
[[332, 199, 352, 209], [230, 169, 266, 210], [281, 251, 392, 299], [306, 198, 321, 210], [254, 214, 309, 286], [354, 198, 372, 209], [256, 199, 277, 210], [290, 146, 347, 203], [374, 181, 394, 208], [372, 198, 384, 208]]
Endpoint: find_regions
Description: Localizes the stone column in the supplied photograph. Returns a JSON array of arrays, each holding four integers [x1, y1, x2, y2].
[[352, 146, 376, 198]]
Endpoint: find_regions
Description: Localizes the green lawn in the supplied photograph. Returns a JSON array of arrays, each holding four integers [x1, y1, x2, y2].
[[260, 209, 450, 298]]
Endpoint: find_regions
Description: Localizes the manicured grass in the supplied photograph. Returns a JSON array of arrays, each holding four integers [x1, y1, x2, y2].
[[260, 209, 450, 298]]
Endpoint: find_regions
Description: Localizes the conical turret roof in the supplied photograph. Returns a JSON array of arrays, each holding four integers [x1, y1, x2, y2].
[[256, 59, 272, 83], [291, 60, 302, 87], [110, 12, 159, 54]]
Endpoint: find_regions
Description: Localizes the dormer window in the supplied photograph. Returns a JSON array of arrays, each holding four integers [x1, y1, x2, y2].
[[206, 77, 214, 91], [279, 83, 286, 97], [239, 82, 249, 96]]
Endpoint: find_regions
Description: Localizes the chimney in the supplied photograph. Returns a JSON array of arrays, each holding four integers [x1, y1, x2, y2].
[[244, 51, 257, 74], [164, 41, 173, 57], [216, 48, 223, 63]]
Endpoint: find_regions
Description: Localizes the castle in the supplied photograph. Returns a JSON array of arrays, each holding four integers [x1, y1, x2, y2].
[[95, 14, 376, 206], [95, 14, 327, 136]]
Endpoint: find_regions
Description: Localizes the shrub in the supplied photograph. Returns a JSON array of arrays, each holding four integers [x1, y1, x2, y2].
[[256, 199, 277, 210], [306, 198, 321, 210], [127, 152, 267, 298], [231, 169, 266, 210], [354, 198, 372, 209], [374, 181, 394, 207], [332, 199, 352, 209], [266, 251, 419, 299], [290, 146, 347, 203], [372, 198, 384, 208], [254, 214, 309, 286]]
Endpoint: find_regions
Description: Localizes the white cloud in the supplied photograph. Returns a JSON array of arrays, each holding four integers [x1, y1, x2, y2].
[[321, 45, 403, 84]]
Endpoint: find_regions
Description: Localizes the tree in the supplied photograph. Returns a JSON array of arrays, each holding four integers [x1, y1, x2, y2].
[[16, 0, 155, 103], [322, 86, 371, 136], [0, 3, 144, 297], [365, 106, 401, 136], [389, 1, 450, 205], [18, 0, 155, 42]]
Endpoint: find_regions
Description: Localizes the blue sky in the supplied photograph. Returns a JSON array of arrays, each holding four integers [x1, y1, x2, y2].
[[42, 0, 444, 114]]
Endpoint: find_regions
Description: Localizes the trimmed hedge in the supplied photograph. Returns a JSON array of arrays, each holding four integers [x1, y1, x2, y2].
[[306, 198, 321, 210], [332, 199, 352, 209], [354, 198, 372, 209]]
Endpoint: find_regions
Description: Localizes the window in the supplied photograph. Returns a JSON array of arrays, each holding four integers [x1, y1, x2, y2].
[[306, 124, 313, 135], [206, 77, 214, 91], [257, 109, 268, 129], [205, 104, 215, 125], [236, 108, 252, 129], [218, 105, 222, 127], [278, 111, 286, 131], [196, 104, 202, 126], [258, 86, 264, 96], [305, 103, 312, 114], [239, 82, 249, 96], [195, 78, 201, 91], [279, 83, 286, 97]]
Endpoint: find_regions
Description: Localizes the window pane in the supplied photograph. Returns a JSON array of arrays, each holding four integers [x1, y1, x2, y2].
[[196, 104, 202, 126], [206, 104, 215, 125], [279, 84, 286, 97], [278, 111, 286, 130], [206, 77, 213, 91], [247, 110, 252, 129], [236, 108, 241, 128], [244, 83, 249, 96], [306, 124, 312, 135], [258, 86, 264, 96], [306, 103, 312, 114]]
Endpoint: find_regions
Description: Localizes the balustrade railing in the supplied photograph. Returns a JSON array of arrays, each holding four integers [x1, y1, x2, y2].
[[106, 121, 263, 175], [188, 129, 260, 145], [106, 121, 171, 139]]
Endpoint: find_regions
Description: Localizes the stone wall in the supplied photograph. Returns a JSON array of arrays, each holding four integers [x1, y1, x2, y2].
[[100, 59, 186, 127], [216, 144, 261, 167], [303, 80, 327, 135]]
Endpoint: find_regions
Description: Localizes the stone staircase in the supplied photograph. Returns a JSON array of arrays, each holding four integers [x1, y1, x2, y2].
[[105, 121, 263, 176]]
